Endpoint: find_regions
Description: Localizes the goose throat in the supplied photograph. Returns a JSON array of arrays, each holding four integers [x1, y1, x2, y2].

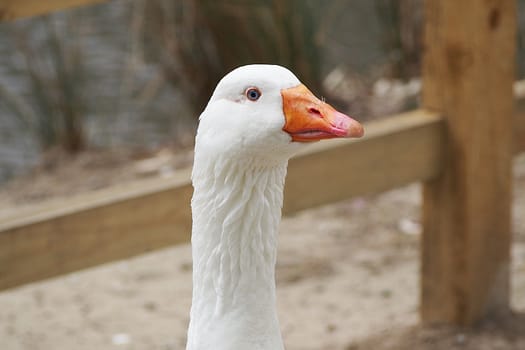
[[190, 158, 287, 316]]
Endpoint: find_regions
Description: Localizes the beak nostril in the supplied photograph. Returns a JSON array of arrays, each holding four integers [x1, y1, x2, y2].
[[308, 107, 323, 118]]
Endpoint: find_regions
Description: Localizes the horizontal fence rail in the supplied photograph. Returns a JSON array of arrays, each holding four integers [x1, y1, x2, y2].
[[1, 107, 524, 291], [0, 0, 107, 21]]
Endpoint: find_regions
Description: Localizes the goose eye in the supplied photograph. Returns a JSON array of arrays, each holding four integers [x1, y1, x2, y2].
[[245, 87, 261, 101]]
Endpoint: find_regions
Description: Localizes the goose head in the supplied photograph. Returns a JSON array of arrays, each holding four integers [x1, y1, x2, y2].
[[195, 64, 364, 164]]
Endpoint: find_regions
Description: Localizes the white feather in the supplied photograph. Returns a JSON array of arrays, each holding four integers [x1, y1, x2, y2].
[[187, 65, 308, 350]]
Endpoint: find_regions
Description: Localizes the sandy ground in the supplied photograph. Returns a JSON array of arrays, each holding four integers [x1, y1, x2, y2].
[[0, 153, 524, 350]]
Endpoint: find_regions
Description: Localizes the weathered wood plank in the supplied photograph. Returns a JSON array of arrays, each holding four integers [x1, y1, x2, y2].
[[515, 112, 525, 154], [514, 81, 525, 153], [421, 0, 516, 325], [0, 109, 443, 291], [0, 169, 194, 291], [0, 0, 106, 21]]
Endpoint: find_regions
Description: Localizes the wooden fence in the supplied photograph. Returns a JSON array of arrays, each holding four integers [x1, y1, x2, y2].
[[0, 0, 524, 326]]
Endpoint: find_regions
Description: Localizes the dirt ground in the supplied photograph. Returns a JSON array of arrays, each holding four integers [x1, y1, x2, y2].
[[0, 151, 524, 350]]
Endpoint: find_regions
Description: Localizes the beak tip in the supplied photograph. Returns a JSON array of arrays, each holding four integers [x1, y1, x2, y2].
[[349, 124, 365, 138], [338, 113, 364, 138], [333, 111, 364, 138]]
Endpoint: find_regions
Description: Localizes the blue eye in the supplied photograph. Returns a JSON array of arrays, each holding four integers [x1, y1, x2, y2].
[[245, 87, 261, 101]]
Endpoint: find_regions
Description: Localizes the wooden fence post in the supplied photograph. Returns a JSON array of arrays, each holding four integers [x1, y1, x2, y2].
[[421, 0, 516, 325]]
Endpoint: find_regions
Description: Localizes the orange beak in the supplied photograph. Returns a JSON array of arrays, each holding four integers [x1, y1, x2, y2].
[[281, 84, 364, 142]]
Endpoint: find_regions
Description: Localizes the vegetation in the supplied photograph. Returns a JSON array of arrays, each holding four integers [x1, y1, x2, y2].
[[137, 0, 323, 115], [374, 0, 422, 79], [1, 15, 88, 153]]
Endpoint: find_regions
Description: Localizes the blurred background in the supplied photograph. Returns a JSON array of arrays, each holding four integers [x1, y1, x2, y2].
[[0, 0, 523, 190], [1, 2, 525, 350]]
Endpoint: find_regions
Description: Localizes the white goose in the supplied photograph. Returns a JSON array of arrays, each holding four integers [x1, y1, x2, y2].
[[187, 64, 363, 350]]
